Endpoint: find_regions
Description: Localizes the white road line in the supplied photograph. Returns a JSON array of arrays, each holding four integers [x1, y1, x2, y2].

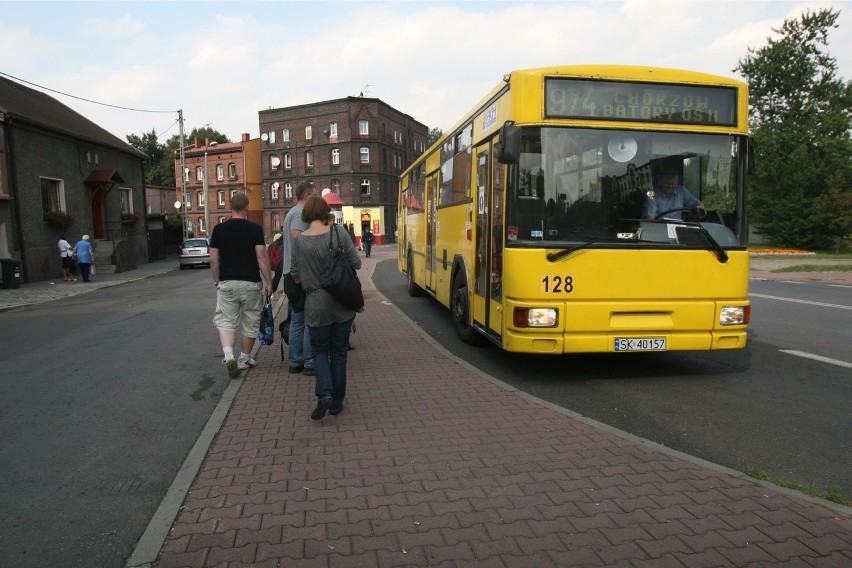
[[749, 293, 852, 311], [779, 349, 852, 369]]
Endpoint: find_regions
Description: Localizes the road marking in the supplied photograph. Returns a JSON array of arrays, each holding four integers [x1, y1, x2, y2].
[[780, 349, 852, 369], [749, 293, 852, 311]]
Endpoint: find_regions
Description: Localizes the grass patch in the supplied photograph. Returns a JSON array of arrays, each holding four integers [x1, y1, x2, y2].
[[736, 457, 851, 506], [774, 264, 852, 273]]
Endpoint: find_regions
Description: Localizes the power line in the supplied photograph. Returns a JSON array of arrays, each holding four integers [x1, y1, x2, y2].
[[0, 70, 176, 114]]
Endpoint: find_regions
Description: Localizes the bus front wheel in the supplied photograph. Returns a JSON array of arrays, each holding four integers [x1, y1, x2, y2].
[[407, 255, 424, 297], [452, 271, 480, 345]]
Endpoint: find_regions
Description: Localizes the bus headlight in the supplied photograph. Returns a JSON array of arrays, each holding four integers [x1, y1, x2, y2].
[[513, 308, 558, 328], [720, 305, 749, 325]]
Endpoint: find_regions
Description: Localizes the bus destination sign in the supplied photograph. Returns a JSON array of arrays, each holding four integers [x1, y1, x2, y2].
[[545, 78, 738, 126]]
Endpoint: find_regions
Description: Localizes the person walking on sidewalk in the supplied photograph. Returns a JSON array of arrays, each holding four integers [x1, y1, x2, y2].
[[209, 193, 273, 378], [281, 181, 314, 376], [361, 227, 375, 258], [58, 236, 76, 282], [291, 196, 362, 420], [73, 235, 95, 282]]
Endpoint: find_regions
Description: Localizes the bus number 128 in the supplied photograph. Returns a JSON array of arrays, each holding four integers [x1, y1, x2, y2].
[[541, 275, 574, 294]]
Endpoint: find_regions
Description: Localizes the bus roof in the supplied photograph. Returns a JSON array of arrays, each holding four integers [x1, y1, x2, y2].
[[412, 64, 748, 171]]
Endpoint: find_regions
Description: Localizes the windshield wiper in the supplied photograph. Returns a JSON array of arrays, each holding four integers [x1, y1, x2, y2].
[[684, 220, 728, 263], [627, 217, 728, 263], [546, 238, 608, 262]]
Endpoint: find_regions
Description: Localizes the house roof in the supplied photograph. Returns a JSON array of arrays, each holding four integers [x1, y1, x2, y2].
[[85, 169, 125, 184], [0, 74, 147, 159]]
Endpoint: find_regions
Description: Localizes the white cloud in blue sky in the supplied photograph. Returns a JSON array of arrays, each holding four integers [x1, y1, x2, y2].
[[1, 1, 850, 142]]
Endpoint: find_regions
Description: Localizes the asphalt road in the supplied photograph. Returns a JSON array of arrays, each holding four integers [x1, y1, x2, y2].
[[373, 259, 852, 503], [0, 268, 226, 568]]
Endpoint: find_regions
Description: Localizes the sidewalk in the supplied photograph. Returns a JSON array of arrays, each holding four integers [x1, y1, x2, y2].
[[120, 246, 850, 568], [0, 255, 184, 312]]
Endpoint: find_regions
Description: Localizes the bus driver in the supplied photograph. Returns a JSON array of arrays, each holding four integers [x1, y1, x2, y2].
[[643, 169, 704, 220]]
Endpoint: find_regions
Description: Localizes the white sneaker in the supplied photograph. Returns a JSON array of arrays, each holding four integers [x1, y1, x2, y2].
[[237, 356, 256, 370], [223, 354, 240, 378]]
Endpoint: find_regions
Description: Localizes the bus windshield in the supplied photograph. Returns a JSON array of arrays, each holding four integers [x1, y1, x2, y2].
[[506, 127, 745, 249]]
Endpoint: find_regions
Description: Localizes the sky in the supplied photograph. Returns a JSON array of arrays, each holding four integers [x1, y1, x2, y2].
[[1, 1, 851, 145]]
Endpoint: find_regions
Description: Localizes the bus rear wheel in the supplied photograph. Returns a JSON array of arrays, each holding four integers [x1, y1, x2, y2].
[[452, 271, 480, 345], [407, 254, 424, 297]]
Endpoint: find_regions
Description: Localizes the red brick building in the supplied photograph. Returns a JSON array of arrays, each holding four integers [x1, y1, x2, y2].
[[175, 134, 262, 238], [258, 97, 428, 244]]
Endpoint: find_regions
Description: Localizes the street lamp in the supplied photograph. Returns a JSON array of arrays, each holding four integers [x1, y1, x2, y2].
[[203, 141, 218, 236]]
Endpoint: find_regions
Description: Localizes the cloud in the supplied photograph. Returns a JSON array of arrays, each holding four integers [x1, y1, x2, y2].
[[80, 15, 148, 40], [3, 1, 850, 143]]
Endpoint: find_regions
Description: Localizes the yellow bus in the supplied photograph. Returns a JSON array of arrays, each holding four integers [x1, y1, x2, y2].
[[398, 65, 752, 354]]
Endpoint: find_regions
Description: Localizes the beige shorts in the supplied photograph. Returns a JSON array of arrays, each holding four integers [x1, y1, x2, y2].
[[213, 280, 263, 338]]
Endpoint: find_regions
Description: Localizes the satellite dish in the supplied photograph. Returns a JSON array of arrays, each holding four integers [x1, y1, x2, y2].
[[607, 136, 638, 162], [272, 182, 280, 189], [271, 156, 281, 166], [260, 133, 269, 141], [174, 200, 182, 210]]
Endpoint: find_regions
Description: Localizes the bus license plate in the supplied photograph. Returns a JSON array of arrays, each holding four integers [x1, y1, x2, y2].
[[614, 338, 667, 351]]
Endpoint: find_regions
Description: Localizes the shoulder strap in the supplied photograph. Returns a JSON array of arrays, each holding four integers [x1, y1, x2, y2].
[[331, 225, 344, 251]]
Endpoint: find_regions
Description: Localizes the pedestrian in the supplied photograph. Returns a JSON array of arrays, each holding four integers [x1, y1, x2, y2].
[[58, 236, 76, 282], [281, 181, 314, 376], [73, 235, 95, 282], [209, 193, 273, 379], [268, 232, 283, 297], [362, 227, 375, 258], [291, 196, 362, 420]]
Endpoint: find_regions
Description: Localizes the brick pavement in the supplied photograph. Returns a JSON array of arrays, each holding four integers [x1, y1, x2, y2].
[[147, 246, 852, 568]]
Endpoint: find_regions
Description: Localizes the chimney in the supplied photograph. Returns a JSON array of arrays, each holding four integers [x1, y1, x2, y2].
[[194, 136, 201, 148], [241, 133, 250, 142]]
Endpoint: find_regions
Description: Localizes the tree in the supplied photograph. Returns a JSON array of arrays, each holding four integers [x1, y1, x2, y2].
[[127, 127, 230, 189], [127, 130, 173, 187], [734, 8, 852, 249], [427, 127, 443, 147]]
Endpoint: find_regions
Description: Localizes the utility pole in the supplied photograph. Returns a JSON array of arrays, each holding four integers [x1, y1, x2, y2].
[[178, 110, 187, 241]]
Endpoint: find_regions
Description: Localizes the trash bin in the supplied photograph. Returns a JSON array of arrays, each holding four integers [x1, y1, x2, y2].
[[0, 258, 22, 289]]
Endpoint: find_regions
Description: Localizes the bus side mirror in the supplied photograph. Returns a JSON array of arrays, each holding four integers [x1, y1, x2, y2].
[[496, 122, 521, 164]]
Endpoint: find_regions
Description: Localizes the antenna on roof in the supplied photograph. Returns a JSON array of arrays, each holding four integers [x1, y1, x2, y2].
[[363, 84, 373, 96]]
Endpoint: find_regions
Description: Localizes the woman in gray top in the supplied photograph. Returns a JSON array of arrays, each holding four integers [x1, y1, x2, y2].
[[291, 196, 362, 420]]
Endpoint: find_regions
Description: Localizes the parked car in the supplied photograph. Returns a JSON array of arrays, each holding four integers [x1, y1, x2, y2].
[[179, 238, 210, 269]]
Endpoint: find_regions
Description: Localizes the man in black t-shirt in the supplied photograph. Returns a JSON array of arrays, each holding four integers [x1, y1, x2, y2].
[[362, 228, 375, 258], [209, 193, 273, 378]]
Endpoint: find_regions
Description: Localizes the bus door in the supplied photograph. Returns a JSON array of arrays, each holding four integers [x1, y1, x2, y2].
[[472, 140, 504, 337], [425, 173, 439, 293]]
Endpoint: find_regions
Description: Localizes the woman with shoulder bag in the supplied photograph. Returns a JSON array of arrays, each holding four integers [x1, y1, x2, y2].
[[291, 196, 362, 420]]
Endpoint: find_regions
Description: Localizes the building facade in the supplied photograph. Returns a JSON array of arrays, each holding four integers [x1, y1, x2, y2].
[[258, 97, 428, 244], [175, 134, 262, 239], [0, 75, 148, 284]]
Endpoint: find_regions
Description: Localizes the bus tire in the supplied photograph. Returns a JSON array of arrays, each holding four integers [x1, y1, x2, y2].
[[407, 254, 424, 297], [452, 270, 480, 345]]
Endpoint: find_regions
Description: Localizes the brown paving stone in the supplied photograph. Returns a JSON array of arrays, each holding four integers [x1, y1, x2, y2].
[[185, 529, 236, 553], [204, 543, 256, 565], [155, 548, 208, 568]]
